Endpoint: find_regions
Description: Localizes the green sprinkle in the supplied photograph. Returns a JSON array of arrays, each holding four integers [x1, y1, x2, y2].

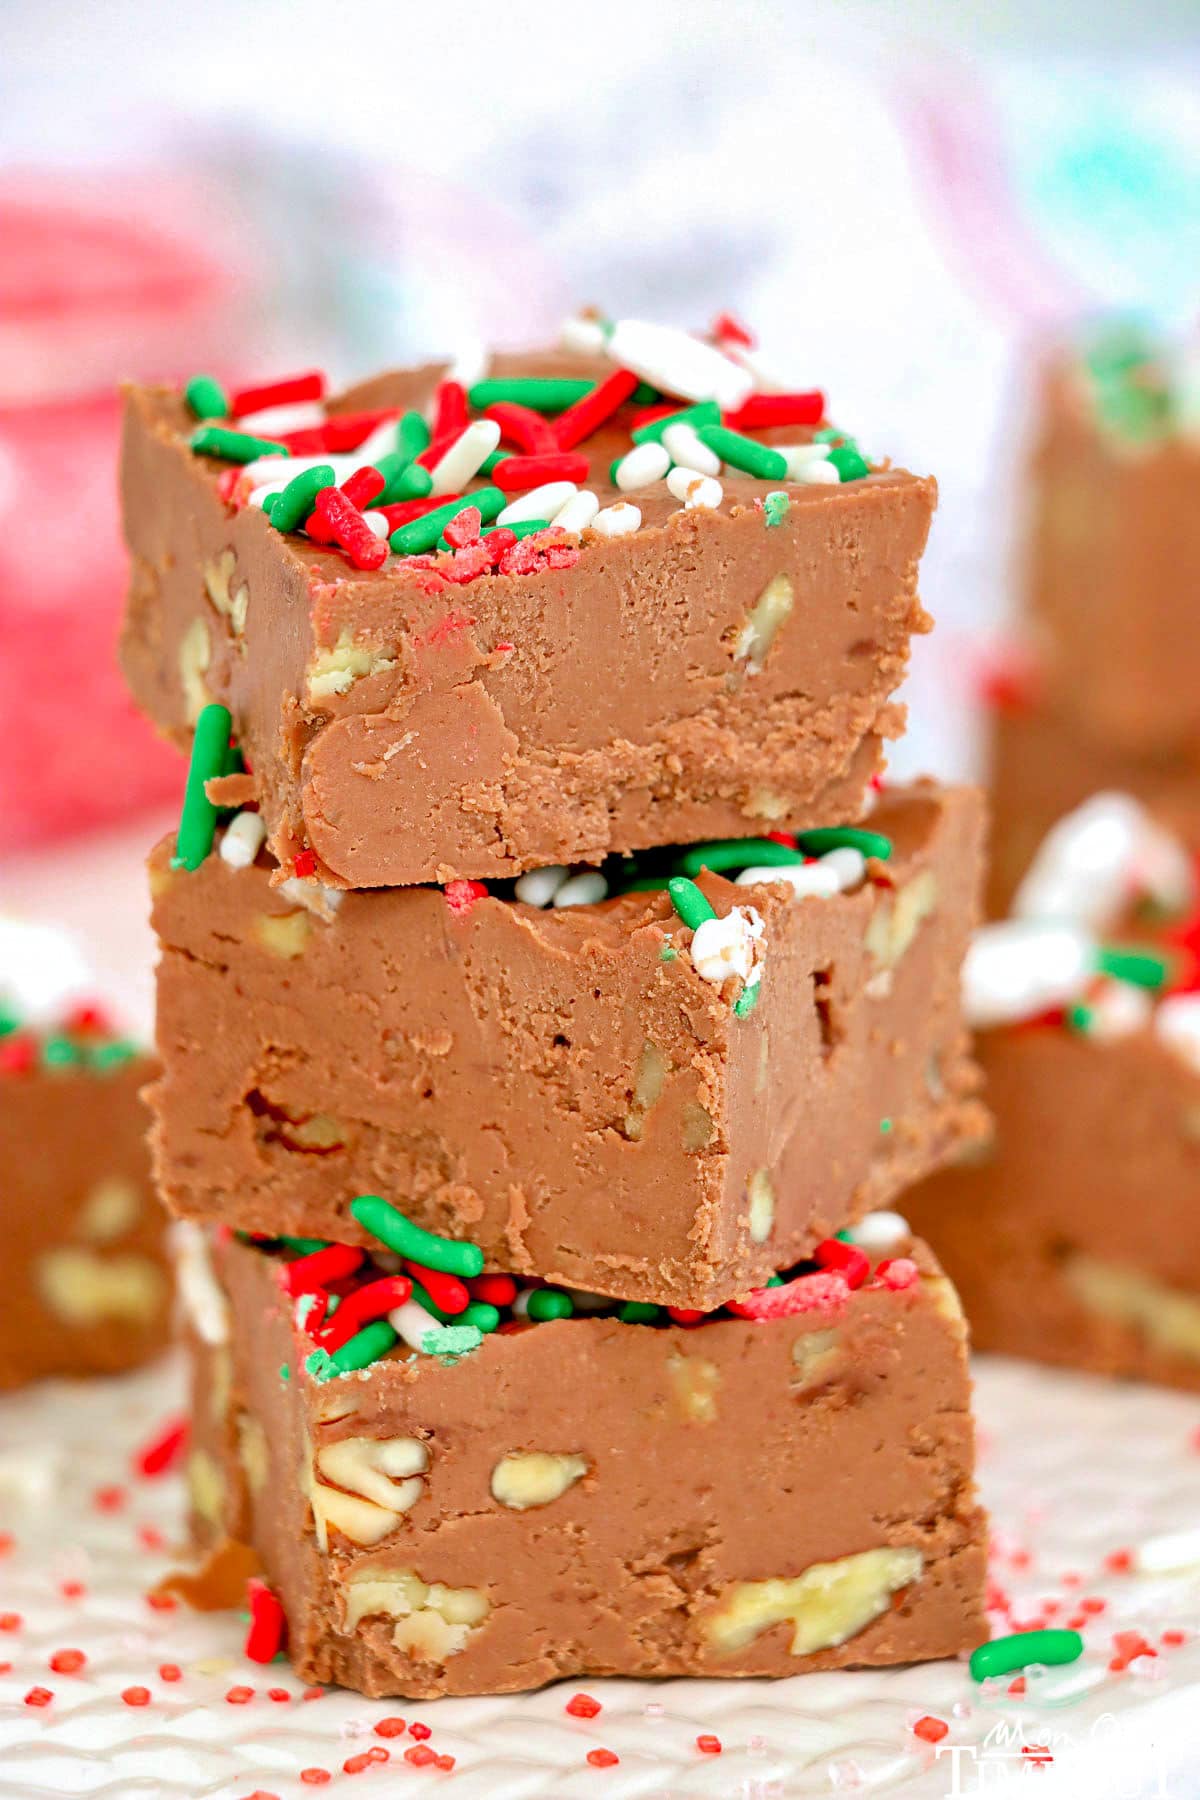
[[279, 1364, 289, 1382], [396, 409, 432, 463], [461, 1301, 500, 1334], [0, 1003, 20, 1037], [173, 702, 232, 871], [376, 430, 433, 504], [304, 1348, 337, 1384], [1066, 1002, 1093, 1035], [659, 945, 678, 962], [969, 1628, 1083, 1683], [277, 1235, 330, 1255], [41, 1035, 81, 1069], [407, 1278, 450, 1325], [630, 381, 659, 405], [733, 983, 761, 1019], [814, 425, 855, 446], [87, 1039, 139, 1073], [185, 375, 229, 420], [795, 826, 892, 862], [766, 1275, 784, 1287], [631, 400, 720, 445], [421, 1323, 483, 1360], [331, 1320, 398, 1376], [526, 1288, 574, 1322], [675, 838, 805, 877], [350, 1194, 484, 1279], [880, 1117, 893, 1134], [619, 1301, 661, 1324], [828, 444, 870, 482], [191, 425, 289, 464], [484, 517, 550, 542], [620, 877, 671, 892], [1095, 945, 1171, 990], [834, 1229, 855, 1243], [763, 491, 791, 528], [269, 464, 335, 535], [390, 489, 504, 557], [697, 424, 788, 481], [668, 876, 717, 930], [468, 377, 595, 413], [478, 450, 505, 476]]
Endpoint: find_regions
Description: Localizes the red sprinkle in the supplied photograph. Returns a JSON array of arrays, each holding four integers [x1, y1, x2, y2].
[[134, 1415, 190, 1478], [0, 1034, 37, 1076], [711, 311, 756, 348], [1163, 1629, 1188, 1646], [815, 1237, 870, 1289], [436, 1754, 456, 1772], [302, 1686, 325, 1701], [64, 1001, 111, 1035], [726, 1270, 851, 1321], [159, 1664, 182, 1682], [432, 380, 468, 440], [292, 849, 317, 879], [484, 401, 558, 453], [244, 1578, 286, 1664], [232, 372, 325, 416], [280, 1244, 364, 1297], [630, 402, 681, 432], [566, 1693, 602, 1719], [553, 367, 639, 449], [268, 1686, 291, 1701], [876, 1257, 920, 1291], [667, 1307, 706, 1326], [1104, 1549, 1134, 1574], [24, 1686, 53, 1707], [145, 1591, 177, 1612], [122, 1686, 152, 1707], [0, 1613, 22, 1630], [408, 1721, 432, 1740], [696, 1733, 723, 1754], [469, 1273, 518, 1306], [306, 465, 386, 542], [299, 1771, 332, 1787], [406, 1260, 469, 1316], [226, 1685, 255, 1704], [443, 506, 482, 549], [313, 1276, 413, 1351], [93, 1484, 126, 1513], [343, 1751, 378, 1774], [49, 1649, 86, 1674], [405, 1745, 437, 1768], [587, 1748, 620, 1768], [445, 879, 488, 916], [312, 485, 388, 571], [912, 1716, 949, 1744], [60, 1580, 86, 1600], [723, 390, 824, 431], [492, 451, 589, 492], [375, 1717, 407, 1738]]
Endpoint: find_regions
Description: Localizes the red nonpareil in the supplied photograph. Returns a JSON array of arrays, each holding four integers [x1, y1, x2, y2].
[[244, 1578, 287, 1664]]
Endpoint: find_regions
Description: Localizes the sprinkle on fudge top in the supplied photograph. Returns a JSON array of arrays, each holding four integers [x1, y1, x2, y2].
[[173, 311, 901, 585], [1069, 319, 1200, 446]]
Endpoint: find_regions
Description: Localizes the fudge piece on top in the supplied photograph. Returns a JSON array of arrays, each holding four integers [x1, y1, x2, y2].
[[120, 322, 937, 888], [0, 1001, 168, 1388], [1024, 329, 1200, 759], [184, 1220, 987, 1698], [149, 782, 986, 1311], [907, 794, 1200, 1389]]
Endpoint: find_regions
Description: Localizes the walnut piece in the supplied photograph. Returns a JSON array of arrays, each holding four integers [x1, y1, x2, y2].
[[624, 1041, 669, 1141], [178, 616, 212, 724], [36, 1248, 165, 1326], [746, 1168, 775, 1243], [186, 1448, 224, 1528], [307, 628, 396, 702], [490, 1451, 588, 1510], [253, 911, 310, 959], [341, 1567, 490, 1662], [866, 871, 938, 972], [667, 1350, 721, 1424], [204, 549, 249, 636], [736, 574, 794, 675], [790, 1327, 840, 1391], [1065, 1254, 1200, 1361], [307, 1436, 429, 1549], [237, 1412, 270, 1495], [76, 1177, 140, 1243], [703, 1546, 923, 1657]]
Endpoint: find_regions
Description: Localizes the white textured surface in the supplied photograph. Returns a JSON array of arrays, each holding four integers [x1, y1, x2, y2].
[[0, 1356, 1198, 1797]]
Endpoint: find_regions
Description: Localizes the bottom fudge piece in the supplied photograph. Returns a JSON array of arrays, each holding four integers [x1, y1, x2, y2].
[[151, 781, 986, 1310], [908, 793, 1200, 1390], [183, 1223, 986, 1698], [0, 1013, 169, 1388]]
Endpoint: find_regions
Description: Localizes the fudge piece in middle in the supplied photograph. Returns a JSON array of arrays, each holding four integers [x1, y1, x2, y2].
[[185, 1222, 987, 1698], [150, 782, 985, 1310], [120, 334, 938, 888]]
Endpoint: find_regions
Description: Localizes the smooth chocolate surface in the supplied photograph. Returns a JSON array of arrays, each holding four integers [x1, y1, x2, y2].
[[1025, 356, 1200, 758], [185, 1230, 986, 1698], [120, 351, 936, 887], [149, 784, 986, 1309], [0, 1051, 170, 1389], [906, 1024, 1200, 1391]]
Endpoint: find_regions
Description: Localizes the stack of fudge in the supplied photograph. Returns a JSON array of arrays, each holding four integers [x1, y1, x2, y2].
[[0, 926, 168, 1390], [909, 327, 1200, 1390], [120, 318, 989, 1696]]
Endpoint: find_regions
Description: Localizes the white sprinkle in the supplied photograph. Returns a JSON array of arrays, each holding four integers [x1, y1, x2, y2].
[[233, 400, 325, 437], [736, 861, 839, 898], [248, 482, 286, 511], [362, 509, 389, 540], [553, 871, 609, 908], [551, 489, 600, 535], [662, 421, 721, 475], [514, 866, 570, 907], [792, 458, 840, 485], [445, 339, 490, 392], [353, 415, 403, 465], [240, 452, 356, 488], [1081, 977, 1152, 1042], [512, 1289, 533, 1320], [278, 876, 344, 915], [1134, 1527, 1200, 1574], [962, 920, 1094, 1027], [1154, 993, 1200, 1076], [665, 467, 723, 510], [390, 1301, 439, 1354], [560, 314, 610, 356], [563, 1286, 617, 1313], [820, 846, 867, 892], [0, 918, 95, 1027], [846, 1211, 911, 1253], [171, 1221, 229, 1346], [607, 318, 754, 410], [219, 809, 266, 870], [613, 441, 671, 491], [427, 419, 500, 497], [779, 442, 832, 473], [498, 481, 577, 528], [590, 502, 641, 538], [690, 905, 765, 985], [1014, 792, 1193, 932]]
